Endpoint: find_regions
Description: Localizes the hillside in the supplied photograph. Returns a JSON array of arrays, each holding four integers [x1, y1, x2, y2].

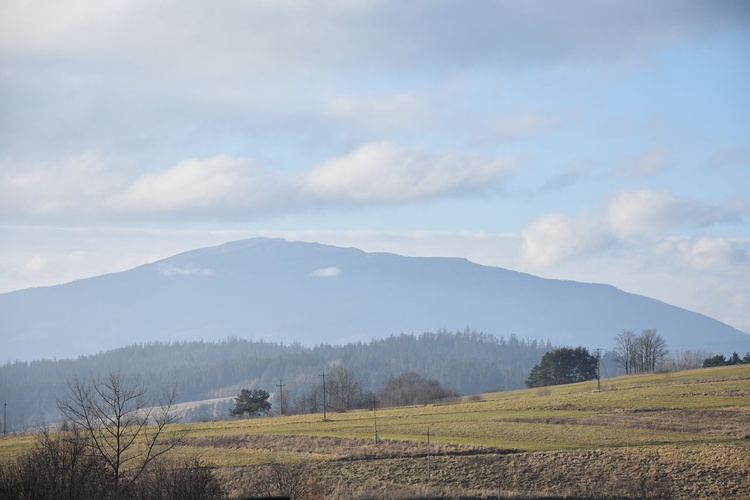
[[197, 365, 750, 498], [0, 331, 557, 433], [2, 365, 749, 498], [2, 237, 749, 363]]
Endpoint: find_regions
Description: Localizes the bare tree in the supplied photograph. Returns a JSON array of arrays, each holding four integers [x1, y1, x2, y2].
[[251, 462, 318, 500], [614, 329, 638, 375], [662, 349, 711, 371], [328, 365, 362, 411], [57, 372, 186, 491], [639, 328, 668, 372], [613, 329, 668, 374], [304, 384, 320, 414]]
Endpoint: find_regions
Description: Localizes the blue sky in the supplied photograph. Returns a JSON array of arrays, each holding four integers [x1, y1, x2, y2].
[[1, 1, 750, 334]]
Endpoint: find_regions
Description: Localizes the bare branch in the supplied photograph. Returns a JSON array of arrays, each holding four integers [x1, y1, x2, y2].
[[56, 371, 187, 489]]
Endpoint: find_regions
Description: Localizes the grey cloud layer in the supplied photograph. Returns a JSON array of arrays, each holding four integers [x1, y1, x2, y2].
[[2, 0, 747, 169], [3, 1, 746, 71]]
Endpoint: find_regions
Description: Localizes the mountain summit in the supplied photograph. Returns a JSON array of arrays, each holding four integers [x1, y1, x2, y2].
[[2, 238, 748, 362]]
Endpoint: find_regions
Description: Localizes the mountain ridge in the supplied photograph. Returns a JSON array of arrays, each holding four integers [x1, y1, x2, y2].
[[1, 237, 748, 363]]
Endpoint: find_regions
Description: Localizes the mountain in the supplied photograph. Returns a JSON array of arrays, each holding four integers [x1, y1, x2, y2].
[[1, 237, 749, 363]]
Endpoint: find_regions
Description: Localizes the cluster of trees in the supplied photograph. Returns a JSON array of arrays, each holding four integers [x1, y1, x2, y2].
[[1, 330, 553, 431], [613, 329, 668, 374], [288, 364, 365, 415], [230, 366, 458, 418], [379, 372, 457, 407], [524, 329, 676, 389], [0, 372, 223, 500], [525, 347, 598, 388], [658, 349, 712, 372], [299, 367, 456, 412], [702, 352, 750, 367]]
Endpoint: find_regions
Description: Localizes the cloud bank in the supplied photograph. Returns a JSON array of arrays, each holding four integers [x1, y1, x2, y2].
[[517, 189, 744, 269], [1, 145, 520, 222]]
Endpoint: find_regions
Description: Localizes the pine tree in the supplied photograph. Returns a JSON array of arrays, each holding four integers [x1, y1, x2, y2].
[[229, 389, 271, 418], [525, 347, 598, 388]]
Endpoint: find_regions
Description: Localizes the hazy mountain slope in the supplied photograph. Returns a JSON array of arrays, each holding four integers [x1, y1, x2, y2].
[[1, 237, 748, 362]]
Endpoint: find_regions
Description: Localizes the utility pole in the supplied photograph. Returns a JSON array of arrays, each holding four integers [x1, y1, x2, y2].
[[596, 349, 602, 392], [319, 371, 327, 421], [3, 400, 6, 436], [426, 428, 431, 483], [276, 380, 285, 416], [372, 396, 379, 444]]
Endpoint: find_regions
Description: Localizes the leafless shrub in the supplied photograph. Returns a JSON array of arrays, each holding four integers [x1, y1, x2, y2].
[[130, 457, 224, 500], [0, 425, 115, 500], [243, 461, 320, 500]]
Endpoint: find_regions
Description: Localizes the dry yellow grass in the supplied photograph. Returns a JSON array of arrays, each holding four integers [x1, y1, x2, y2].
[[2, 364, 749, 498]]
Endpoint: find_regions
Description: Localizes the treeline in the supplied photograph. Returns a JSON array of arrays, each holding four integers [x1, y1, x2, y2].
[[702, 351, 750, 367], [0, 329, 552, 432], [285, 368, 456, 416]]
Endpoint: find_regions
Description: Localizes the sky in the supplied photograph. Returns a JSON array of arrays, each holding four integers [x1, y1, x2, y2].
[[1, 1, 750, 334]]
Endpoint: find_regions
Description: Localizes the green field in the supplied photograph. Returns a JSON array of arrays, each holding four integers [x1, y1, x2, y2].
[[2, 365, 749, 498]]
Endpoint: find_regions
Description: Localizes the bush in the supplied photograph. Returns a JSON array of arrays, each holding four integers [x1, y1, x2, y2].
[[379, 372, 457, 407], [0, 428, 223, 500], [0, 427, 115, 500], [130, 457, 224, 500], [244, 462, 321, 500]]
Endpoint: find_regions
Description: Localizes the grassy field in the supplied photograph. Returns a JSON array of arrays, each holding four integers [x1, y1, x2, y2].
[[2, 364, 749, 498]]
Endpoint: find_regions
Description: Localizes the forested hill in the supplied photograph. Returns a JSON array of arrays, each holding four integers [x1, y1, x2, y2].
[[1, 330, 559, 432]]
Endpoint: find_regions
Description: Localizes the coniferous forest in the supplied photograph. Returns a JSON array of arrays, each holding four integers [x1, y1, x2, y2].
[[0, 329, 575, 432]]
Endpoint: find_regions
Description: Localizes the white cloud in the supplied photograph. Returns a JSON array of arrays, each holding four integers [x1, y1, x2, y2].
[[310, 267, 341, 278], [303, 142, 516, 203], [655, 236, 748, 270], [517, 190, 745, 269], [109, 155, 271, 214], [157, 263, 215, 277], [0, 153, 127, 220], [607, 189, 740, 239], [23, 255, 48, 273], [1, 146, 520, 222], [607, 189, 681, 238], [516, 213, 606, 268]]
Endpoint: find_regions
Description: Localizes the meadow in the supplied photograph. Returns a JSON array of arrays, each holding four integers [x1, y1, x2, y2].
[[2, 364, 749, 498]]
